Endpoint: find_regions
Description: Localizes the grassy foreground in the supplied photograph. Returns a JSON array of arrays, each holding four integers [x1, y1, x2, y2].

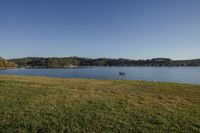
[[0, 75, 200, 133]]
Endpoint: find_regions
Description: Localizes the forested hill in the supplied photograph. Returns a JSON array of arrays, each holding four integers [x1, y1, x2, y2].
[[8, 57, 200, 68], [0, 57, 17, 69]]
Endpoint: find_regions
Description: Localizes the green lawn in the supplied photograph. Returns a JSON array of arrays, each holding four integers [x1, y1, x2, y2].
[[0, 75, 200, 133]]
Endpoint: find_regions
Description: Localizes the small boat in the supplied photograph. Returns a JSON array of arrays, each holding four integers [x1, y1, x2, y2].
[[119, 72, 125, 75]]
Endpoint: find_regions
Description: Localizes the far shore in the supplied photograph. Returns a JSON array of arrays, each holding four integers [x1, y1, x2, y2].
[[2, 65, 200, 70]]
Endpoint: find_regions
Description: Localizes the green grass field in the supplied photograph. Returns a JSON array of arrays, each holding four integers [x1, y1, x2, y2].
[[0, 75, 200, 133]]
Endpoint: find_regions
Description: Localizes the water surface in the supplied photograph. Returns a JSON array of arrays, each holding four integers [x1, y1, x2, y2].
[[0, 67, 200, 84]]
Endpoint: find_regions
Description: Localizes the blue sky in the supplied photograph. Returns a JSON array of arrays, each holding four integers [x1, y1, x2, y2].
[[0, 0, 200, 59]]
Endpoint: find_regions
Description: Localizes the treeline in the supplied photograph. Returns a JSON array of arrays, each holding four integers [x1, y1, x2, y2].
[[9, 57, 200, 68], [0, 57, 17, 69]]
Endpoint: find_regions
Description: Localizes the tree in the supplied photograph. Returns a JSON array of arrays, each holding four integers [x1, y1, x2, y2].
[[0, 58, 17, 69]]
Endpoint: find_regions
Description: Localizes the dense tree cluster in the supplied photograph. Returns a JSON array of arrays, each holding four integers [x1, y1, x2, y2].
[[9, 57, 200, 68], [10, 57, 80, 68], [0, 57, 17, 69]]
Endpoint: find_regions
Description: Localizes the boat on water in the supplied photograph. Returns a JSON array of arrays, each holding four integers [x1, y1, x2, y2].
[[119, 72, 125, 75]]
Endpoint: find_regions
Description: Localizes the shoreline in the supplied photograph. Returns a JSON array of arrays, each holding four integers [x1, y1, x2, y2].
[[3, 65, 200, 70], [0, 74, 199, 86]]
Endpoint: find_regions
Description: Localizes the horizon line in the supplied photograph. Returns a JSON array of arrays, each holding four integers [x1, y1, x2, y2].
[[4, 56, 200, 61]]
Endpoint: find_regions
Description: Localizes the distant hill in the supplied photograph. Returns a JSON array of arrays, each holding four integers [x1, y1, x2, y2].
[[7, 57, 200, 68], [0, 57, 17, 69]]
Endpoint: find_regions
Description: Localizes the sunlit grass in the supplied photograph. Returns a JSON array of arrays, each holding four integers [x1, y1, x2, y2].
[[0, 75, 200, 132]]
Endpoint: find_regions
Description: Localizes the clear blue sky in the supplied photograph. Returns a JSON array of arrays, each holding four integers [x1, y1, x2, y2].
[[0, 0, 200, 59]]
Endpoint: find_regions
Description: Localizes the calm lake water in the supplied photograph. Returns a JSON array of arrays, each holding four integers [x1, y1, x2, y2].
[[0, 67, 200, 84]]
